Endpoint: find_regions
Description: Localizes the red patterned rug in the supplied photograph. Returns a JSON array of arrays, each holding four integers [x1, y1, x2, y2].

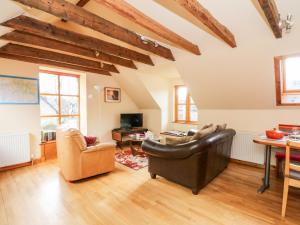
[[115, 149, 148, 170]]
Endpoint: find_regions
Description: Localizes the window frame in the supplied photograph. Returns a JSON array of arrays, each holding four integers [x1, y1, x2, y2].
[[39, 69, 81, 130], [275, 55, 300, 106], [174, 85, 198, 124]]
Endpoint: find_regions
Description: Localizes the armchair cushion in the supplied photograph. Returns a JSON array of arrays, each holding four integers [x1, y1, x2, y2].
[[68, 129, 87, 151], [84, 136, 97, 146]]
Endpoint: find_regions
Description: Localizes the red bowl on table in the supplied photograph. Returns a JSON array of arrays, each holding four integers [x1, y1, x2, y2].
[[266, 129, 284, 139]]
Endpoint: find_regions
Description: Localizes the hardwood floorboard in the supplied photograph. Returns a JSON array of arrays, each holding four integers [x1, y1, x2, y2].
[[0, 160, 300, 225]]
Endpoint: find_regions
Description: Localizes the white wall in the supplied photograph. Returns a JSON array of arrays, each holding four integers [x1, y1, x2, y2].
[[85, 74, 139, 142], [0, 58, 141, 160], [197, 109, 300, 133], [141, 109, 161, 135], [138, 72, 170, 131], [0, 59, 41, 158]]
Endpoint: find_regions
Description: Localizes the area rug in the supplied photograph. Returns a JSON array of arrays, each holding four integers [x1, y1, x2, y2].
[[115, 149, 148, 170]]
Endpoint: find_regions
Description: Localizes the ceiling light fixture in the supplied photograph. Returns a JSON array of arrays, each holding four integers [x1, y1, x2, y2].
[[279, 13, 295, 33], [140, 35, 159, 48]]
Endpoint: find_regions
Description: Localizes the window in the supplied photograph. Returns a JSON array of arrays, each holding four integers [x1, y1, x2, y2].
[[275, 55, 300, 105], [174, 85, 198, 123], [39, 70, 80, 131]]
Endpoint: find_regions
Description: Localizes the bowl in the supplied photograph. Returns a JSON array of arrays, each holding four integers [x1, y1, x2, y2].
[[266, 130, 284, 139]]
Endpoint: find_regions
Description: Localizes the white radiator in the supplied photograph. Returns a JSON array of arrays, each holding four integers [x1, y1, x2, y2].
[[231, 131, 265, 164], [0, 132, 31, 167]]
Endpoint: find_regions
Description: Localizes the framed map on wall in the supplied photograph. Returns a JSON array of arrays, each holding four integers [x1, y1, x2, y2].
[[0, 75, 39, 104]]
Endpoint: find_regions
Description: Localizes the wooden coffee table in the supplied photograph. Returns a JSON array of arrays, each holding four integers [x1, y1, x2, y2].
[[128, 137, 145, 156], [128, 137, 161, 156]]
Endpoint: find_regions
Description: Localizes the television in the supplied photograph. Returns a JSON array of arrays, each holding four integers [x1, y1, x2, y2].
[[120, 113, 143, 128]]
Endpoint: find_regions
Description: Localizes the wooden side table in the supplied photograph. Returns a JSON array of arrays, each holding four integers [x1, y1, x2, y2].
[[40, 141, 57, 161]]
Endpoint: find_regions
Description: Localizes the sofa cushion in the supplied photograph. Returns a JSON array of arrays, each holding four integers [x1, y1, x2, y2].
[[216, 123, 227, 132], [166, 136, 193, 145], [191, 125, 217, 141], [201, 123, 213, 130], [187, 129, 198, 136]]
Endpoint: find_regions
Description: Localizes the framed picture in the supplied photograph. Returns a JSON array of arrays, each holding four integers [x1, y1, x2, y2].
[[0, 75, 39, 104], [104, 87, 121, 103]]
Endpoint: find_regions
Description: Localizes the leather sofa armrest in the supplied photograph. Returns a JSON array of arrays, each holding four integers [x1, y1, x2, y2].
[[142, 139, 210, 159]]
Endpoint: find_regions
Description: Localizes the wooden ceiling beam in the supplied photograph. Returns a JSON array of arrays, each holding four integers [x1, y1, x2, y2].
[[11, 0, 175, 61], [0, 52, 110, 76], [77, 0, 90, 7], [258, 0, 282, 38], [170, 0, 236, 48], [94, 0, 200, 55], [62, 0, 90, 22], [102, 64, 119, 73], [1, 31, 135, 70], [0, 43, 114, 74], [2, 16, 153, 65]]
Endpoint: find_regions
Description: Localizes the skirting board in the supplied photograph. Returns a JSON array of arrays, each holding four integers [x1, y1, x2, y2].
[[0, 161, 32, 172], [230, 158, 276, 169], [0, 158, 273, 172], [0, 158, 44, 172]]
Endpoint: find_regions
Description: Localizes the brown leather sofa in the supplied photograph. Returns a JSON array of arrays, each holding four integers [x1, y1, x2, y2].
[[56, 128, 115, 181], [142, 129, 236, 194]]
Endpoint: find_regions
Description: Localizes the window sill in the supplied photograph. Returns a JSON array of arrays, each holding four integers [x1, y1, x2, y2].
[[172, 121, 198, 125], [277, 103, 300, 106], [40, 140, 56, 145]]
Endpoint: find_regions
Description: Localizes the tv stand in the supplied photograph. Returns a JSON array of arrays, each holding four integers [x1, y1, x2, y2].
[[112, 127, 148, 148]]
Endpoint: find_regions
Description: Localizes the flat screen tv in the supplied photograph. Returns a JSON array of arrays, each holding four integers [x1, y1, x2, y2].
[[120, 113, 143, 128]]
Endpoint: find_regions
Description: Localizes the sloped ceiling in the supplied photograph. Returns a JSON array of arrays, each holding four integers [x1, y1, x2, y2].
[[113, 68, 160, 110], [0, 0, 22, 47], [1, 0, 300, 110], [125, 0, 300, 109]]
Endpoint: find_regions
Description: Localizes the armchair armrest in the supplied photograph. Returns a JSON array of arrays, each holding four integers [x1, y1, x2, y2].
[[83, 143, 115, 153], [142, 139, 210, 159]]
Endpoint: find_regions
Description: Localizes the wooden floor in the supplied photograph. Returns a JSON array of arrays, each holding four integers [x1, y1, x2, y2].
[[0, 161, 300, 225]]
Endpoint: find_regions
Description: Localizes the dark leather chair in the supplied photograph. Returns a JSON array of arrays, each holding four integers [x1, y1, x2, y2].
[[142, 129, 236, 194]]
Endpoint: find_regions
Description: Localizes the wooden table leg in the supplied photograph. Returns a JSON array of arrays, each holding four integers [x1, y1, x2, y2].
[[258, 145, 272, 193], [130, 140, 142, 156]]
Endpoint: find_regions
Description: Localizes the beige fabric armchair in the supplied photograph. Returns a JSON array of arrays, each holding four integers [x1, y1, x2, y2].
[[56, 128, 115, 181]]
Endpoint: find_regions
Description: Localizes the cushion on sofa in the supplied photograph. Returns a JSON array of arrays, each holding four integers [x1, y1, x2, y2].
[[191, 125, 217, 141], [216, 123, 227, 132], [201, 123, 213, 130], [166, 136, 193, 145]]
